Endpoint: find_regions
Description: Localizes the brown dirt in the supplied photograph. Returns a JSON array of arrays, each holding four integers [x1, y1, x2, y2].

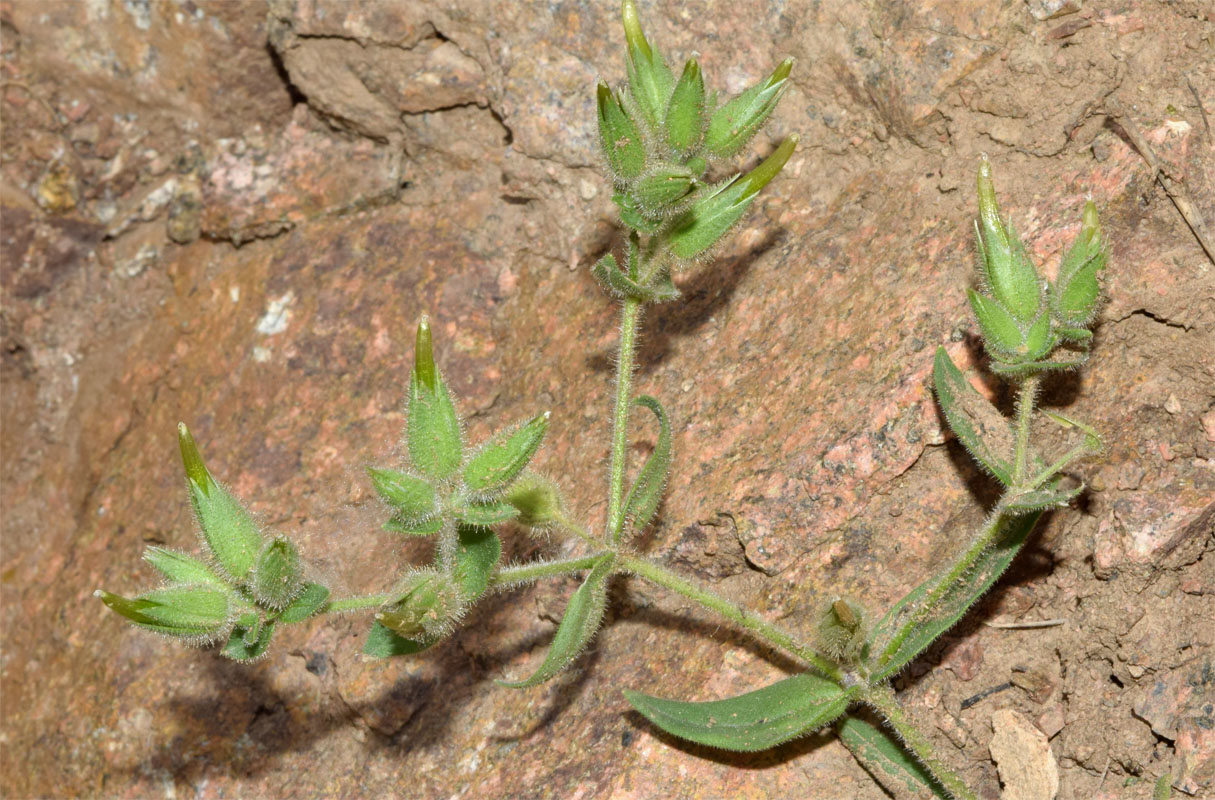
[[2, 1, 1212, 799]]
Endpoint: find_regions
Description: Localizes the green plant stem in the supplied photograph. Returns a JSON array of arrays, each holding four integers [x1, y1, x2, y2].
[[489, 554, 608, 587], [620, 554, 842, 680], [1027, 440, 1092, 489], [322, 594, 392, 613], [863, 685, 977, 800], [1012, 375, 1040, 485], [607, 296, 643, 543]]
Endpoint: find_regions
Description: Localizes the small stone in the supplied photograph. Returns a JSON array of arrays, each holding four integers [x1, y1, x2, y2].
[[990, 708, 1060, 800], [1027, 0, 1082, 22], [1164, 394, 1182, 414]]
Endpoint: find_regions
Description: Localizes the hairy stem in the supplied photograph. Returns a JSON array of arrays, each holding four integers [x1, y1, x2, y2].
[[621, 554, 842, 680], [1012, 375, 1040, 486], [489, 554, 609, 588], [322, 594, 392, 613], [863, 685, 977, 800], [607, 296, 644, 543]]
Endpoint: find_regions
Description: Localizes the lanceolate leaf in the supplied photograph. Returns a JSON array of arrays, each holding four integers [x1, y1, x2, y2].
[[1005, 483, 1083, 513], [367, 467, 437, 523], [592, 253, 680, 303], [932, 347, 1014, 485], [620, 395, 671, 539], [179, 423, 264, 581], [837, 715, 949, 799], [624, 673, 854, 752], [463, 412, 550, 495], [498, 555, 614, 688], [97, 584, 230, 639], [384, 515, 444, 536], [278, 582, 330, 624], [460, 501, 520, 527], [142, 546, 225, 586], [407, 320, 464, 480], [454, 524, 501, 601], [362, 620, 437, 658], [867, 512, 1042, 683]]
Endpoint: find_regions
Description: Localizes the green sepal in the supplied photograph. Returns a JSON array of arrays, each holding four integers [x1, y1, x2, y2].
[[251, 536, 304, 611], [142, 546, 226, 587], [383, 515, 444, 536], [592, 252, 680, 303], [597, 83, 647, 183], [967, 289, 1024, 360], [179, 423, 263, 582], [454, 523, 502, 601], [664, 58, 706, 155], [619, 395, 671, 539], [975, 160, 1043, 323], [463, 412, 550, 496], [621, 0, 674, 131], [703, 57, 793, 159], [459, 501, 520, 527], [1021, 311, 1054, 361], [503, 471, 567, 530], [407, 318, 464, 480], [666, 136, 797, 261], [367, 467, 437, 524], [97, 584, 231, 640], [1051, 200, 1106, 328], [277, 582, 330, 624], [932, 347, 1014, 486], [624, 673, 854, 752], [613, 192, 666, 234], [223, 616, 276, 662], [867, 512, 1042, 683], [363, 620, 437, 658], [837, 715, 950, 798], [633, 164, 696, 212], [376, 571, 458, 640], [497, 555, 614, 688]]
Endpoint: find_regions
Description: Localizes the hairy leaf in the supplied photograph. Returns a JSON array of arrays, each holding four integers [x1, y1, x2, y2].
[[251, 536, 303, 611], [179, 423, 264, 581], [278, 582, 330, 624], [838, 715, 949, 799], [363, 620, 437, 658], [142, 546, 225, 586], [868, 512, 1042, 683], [223, 617, 275, 662], [620, 395, 671, 539], [932, 347, 1014, 485], [407, 319, 464, 480], [367, 467, 437, 523], [454, 524, 501, 601], [624, 673, 853, 752], [460, 501, 520, 527], [97, 584, 230, 639], [463, 412, 549, 495], [592, 253, 680, 303], [497, 555, 614, 688]]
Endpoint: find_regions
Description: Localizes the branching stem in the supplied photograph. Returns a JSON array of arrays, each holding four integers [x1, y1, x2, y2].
[[863, 685, 977, 800], [490, 555, 609, 587], [322, 594, 392, 613]]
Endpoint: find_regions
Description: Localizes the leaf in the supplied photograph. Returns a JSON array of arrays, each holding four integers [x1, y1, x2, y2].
[[367, 467, 437, 523], [97, 584, 230, 639], [592, 253, 680, 303], [251, 536, 303, 611], [703, 58, 792, 159], [623, 673, 853, 752], [619, 395, 672, 539], [463, 412, 550, 495], [142, 546, 225, 586], [179, 423, 264, 581], [837, 715, 949, 799], [932, 347, 1014, 485], [407, 319, 464, 480], [383, 515, 444, 536], [459, 501, 520, 527], [497, 555, 614, 688], [363, 620, 437, 658], [454, 524, 501, 601], [867, 512, 1042, 683], [1005, 483, 1083, 513], [278, 582, 330, 624], [223, 618, 276, 662]]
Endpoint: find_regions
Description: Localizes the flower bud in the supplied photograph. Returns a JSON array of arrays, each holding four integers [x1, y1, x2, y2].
[[703, 58, 793, 159], [975, 159, 1044, 324], [251, 535, 304, 611], [376, 571, 461, 640], [633, 163, 697, 214], [597, 83, 648, 184], [178, 423, 263, 581], [621, 0, 674, 130], [408, 317, 464, 480], [503, 471, 567, 532], [1050, 199, 1106, 328], [816, 597, 867, 664]]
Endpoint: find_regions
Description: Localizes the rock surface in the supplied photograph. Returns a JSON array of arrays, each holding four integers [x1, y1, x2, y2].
[[2, 1, 1213, 798]]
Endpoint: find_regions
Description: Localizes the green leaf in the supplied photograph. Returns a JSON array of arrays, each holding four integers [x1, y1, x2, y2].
[[363, 620, 437, 658], [621, 0, 674, 131], [620, 395, 671, 538], [624, 673, 853, 752], [837, 715, 949, 799], [383, 515, 444, 536], [367, 467, 437, 524], [1154, 772, 1173, 800], [454, 524, 501, 601], [633, 164, 696, 212], [613, 191, 667, 234], [703, 57, 793, 159], [251, 536, 303, 611], [459, 501, 520, 527], [666, 135, 797, 261], [967, 289, 1024, 359], [592, 253, 680, 303], [142, 546, 225, 586], [223, 617, 275, 662], [407, 318, 464, 480], [277, 582, 330, 624], [1005, 483, 1083, 513], [597, 83, 647, 182], [867, 512, 1042, 683], [932, 347, 1014, 485], [463, 412, 550, 496], [664, 58, 706, 155], [179, 423, 264, 581], [97, 584, 231, 639], [497, 555, 614, 688], [975, 159, 1043, 324]]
